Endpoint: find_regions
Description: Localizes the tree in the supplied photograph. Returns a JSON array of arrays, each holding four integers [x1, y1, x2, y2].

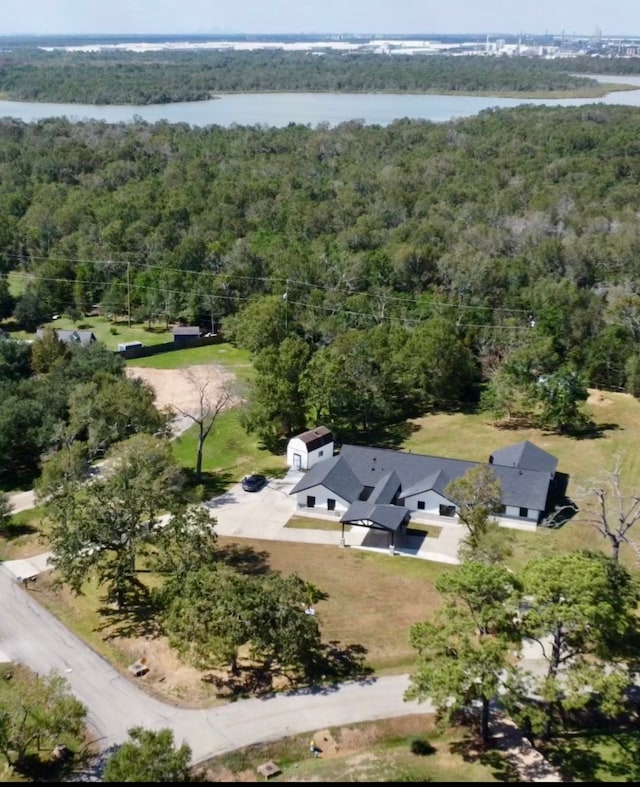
[[0, 670, 87, 771], [66, 372, 169, 458], [162, 565, 324, 681], [578, 455, 640, 563], [35, 441, 90, 503], [103, 727, 192, 783], [242, 336, 311, 450], [505, 550, 640, 742], [535, 367, 591, 434], [48, 434, 185, 608], [30, 325, 70, 375], [445, 465, 503, 557], [0, 492, 11, 530], [406, 563, 521, 746], [162, 564, 259, 674], [171, 367, 234, 483], [223, 294, 288, 354], [13, 289, 50, 332], [150, 504, 219, 595], [0, 275, 14, 319]]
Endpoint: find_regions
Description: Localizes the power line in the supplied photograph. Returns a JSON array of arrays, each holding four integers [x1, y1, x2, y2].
[[7, 252, 533, 317]]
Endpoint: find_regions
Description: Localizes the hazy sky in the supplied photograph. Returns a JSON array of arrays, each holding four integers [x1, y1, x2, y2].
[[1, 0, 636, 38]]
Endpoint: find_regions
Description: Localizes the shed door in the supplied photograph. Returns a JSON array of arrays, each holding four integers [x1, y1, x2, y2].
[[293, 453, 302, 469]]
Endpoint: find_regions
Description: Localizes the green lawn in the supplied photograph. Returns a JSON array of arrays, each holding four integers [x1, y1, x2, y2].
[[6, 271, 26, 298], [285, 515, 352, 532], [7, 315, 173, 350], [402, 391, 640, 496], [541, 730, 640, 782], [126, 341, 253, 379], [172, 407, 285, 485]]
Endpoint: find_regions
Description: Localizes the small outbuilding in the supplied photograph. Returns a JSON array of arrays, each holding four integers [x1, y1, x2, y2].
[[172, 325, 201, 345], [286, 426, 334, 471]]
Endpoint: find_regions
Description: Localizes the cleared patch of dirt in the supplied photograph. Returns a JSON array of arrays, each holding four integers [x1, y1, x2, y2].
[[125, 364, 239, 416], [587, 389, 613, 407]]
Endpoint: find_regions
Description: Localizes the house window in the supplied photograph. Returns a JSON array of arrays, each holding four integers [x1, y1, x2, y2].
[[306, 495, 316, 508], [496, 504, 506, 514], [519, 507, 528, 518], [319, 450, 324, 457], [327, 498, 336, 511], [439, 504, 456, 517], [417, 501, 425, 510]]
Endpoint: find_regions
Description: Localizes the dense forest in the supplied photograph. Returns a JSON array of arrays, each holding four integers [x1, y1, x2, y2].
[[0, 50, 628, 105], [2, 102, 640, 459]]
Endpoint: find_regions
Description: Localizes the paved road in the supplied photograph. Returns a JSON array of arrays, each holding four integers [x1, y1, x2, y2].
[[0, 561, 424, 765], [1, 466, 551, 773]]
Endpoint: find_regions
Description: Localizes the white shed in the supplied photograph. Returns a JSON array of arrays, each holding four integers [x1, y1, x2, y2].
[[286, 426, 334, 470]]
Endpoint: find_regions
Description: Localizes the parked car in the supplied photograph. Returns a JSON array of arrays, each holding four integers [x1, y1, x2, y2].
[[241, 474, 267, 492]]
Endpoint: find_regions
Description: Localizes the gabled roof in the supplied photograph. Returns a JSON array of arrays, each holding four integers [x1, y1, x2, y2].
[[368, 470, 401, 504], [37, 328, 96, 346], [290, 441, 558, 514], [401, 469, 451, 500], [290, 455, 359, 502], [290, 425, 333, 452], [341, 501, 409, 532], [490, 440, 558, 474]]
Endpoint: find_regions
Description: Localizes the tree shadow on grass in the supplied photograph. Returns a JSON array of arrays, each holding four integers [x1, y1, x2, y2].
[[184, 469, 235, 499], [570, 421, 620, 441], [96, 582, 162, 640], [341, 420, 420, 451], [0, 520, 38, 541], [315, 640, 373, 683], [217, 542, 271, 575], [449, 735, 520, 782]]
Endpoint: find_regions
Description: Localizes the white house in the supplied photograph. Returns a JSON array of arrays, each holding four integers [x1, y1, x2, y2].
[[290, 441, 561, 535], [286, 426, 334, 470]]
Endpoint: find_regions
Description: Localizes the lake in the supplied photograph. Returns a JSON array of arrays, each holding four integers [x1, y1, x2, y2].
[[1, 75, 640, 128]]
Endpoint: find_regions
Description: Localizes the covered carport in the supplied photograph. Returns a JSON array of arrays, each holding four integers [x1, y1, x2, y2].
[[340, 501, 411, 552]]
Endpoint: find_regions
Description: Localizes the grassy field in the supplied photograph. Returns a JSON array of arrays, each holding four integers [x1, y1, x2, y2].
[[285, 515, 351, 531], [5, 314, 173, 349], [125, 342, 253, 377], [172, 408, 286, 487], [403, 390, 640, 495], [199, 716, 508, 782]]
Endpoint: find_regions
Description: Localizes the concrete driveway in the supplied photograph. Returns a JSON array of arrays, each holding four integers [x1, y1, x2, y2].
[[205, 472, 299, 538]]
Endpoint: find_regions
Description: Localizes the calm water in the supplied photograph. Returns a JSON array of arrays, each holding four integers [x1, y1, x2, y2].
[[1, 75, 640, 128]]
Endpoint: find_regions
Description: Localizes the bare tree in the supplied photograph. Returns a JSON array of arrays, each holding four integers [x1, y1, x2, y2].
[[173, 367, 235, 483], [580, 455, 640, 564]]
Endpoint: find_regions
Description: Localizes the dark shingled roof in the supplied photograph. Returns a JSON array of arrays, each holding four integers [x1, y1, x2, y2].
[[341, 501, 409, 531], [401, 469, 451, 501], [291, 426, 333, 452], [490, 440, 558, 474], [290, 442, 557, 515], [36, 328, 96, 346]]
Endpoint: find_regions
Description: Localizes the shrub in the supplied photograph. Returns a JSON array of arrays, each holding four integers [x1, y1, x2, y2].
[[409, 737, 436, 756]]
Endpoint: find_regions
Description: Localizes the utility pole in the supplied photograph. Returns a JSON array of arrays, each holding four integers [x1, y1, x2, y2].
[[126, 259, 131, 327]]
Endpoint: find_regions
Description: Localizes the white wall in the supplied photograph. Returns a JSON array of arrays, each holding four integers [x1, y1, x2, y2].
[[286, 438, 334, 470], [295, 484, 349, 513], [402, 490, 456, 517], [505, 505, 540, 522]]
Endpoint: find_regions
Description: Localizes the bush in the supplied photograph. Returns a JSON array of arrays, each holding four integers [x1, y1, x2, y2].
[[409, 737, 436, 756], [109, 327, 119, 335]]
